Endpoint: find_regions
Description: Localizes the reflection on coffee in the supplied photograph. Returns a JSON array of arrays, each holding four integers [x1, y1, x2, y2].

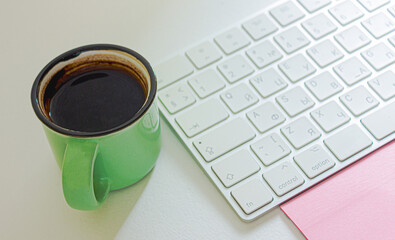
[[43, 65, 146, 132]]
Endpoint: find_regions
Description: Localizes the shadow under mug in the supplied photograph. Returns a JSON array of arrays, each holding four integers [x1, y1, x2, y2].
[[31, 44, 161, 210]]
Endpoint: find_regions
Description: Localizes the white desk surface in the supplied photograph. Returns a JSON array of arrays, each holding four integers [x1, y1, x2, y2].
[[0, 0, 305, 239]]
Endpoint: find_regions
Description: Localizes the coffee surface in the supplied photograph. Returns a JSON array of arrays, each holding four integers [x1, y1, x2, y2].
[[47, 66, 146, 132]]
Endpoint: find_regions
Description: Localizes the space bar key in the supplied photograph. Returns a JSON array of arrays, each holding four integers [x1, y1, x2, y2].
[[193, 118, 256, 162]]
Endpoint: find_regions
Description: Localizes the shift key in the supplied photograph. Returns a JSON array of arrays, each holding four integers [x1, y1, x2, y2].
[[193, 118, 256, 162]]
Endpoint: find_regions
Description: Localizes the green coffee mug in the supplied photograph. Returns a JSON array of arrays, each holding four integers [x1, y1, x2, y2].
[[31, 44, 161, 210]]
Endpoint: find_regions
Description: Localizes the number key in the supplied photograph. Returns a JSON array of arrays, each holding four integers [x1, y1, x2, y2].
[[218, 55, 254, 83]]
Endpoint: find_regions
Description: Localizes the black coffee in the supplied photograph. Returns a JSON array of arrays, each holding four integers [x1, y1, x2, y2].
[[44, 65, 146, 132]]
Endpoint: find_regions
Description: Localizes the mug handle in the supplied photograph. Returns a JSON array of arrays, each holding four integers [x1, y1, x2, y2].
[[62, 141, 111, 210]]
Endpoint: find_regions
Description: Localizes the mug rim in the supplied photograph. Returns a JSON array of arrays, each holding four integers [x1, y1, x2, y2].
[[31, 44, 157, 137]]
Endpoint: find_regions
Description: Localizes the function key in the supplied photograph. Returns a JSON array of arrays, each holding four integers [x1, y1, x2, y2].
[[186, 41, 222, 69], [231, 178, 273, 215], [242, 14, 278, 41], [297, 0, 331, 13], [270, 1, 305, 27], [214, 28, 250, 55], [154, 55, 194, 90]]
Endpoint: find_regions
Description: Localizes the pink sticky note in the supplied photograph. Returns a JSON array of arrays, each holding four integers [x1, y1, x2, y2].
[[281, 141, 395, 240]]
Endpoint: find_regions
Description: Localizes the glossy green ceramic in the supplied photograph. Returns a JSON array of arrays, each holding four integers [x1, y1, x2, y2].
[[31, 45, 161, 210]]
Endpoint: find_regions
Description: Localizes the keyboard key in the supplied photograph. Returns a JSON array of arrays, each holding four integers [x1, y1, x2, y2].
[[305, 72, 344, 101], [221, 83, 258, 113], [324, 124, 372, 161], [159, 82, 196, 114], [389, 5, 395, 17], [242, 14, 278, 41], [333, 57, 372, 86], [250, 68, 287, 98], [368, 71, 395, 100], [302, 13, 337, 40], [358, 0, 390, 12], [307, 39, 344, 68], [246, 40, 283, 69], [278, 54, 316, 82], [251, 133, 291, 166], [281, 117, 321, 149], [329, 1, 364, 26], [311, 101, 350, 132], [186, 41, 222, 69], [334, 26, 371, 53], [362, 13, 395, 39], [274, 27, 310, 54], [175, 99, 229, 137], [215, 28, 251, 55], [340, 86, 379, 116], [212, 150, 260, 188], [297, 0, 331, 13], [263, 162, 305, 196], [361, 101, 395, 140], [361, 43, 395, 70], [389, 35, 395, 47], [193, 118, 256, 162], [294, 145, 335, 179], [247, 102, 286, 133], [218, 55, 254, 83], [231, 179, 273, 214], [270, 1, 305, 27], [155, 55, 194, 90], [276, 86, 315, 117], [188, 69, 225, 98]]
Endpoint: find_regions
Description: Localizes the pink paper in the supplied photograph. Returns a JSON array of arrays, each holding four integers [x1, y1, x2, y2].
[[281, 141, 395, 240]]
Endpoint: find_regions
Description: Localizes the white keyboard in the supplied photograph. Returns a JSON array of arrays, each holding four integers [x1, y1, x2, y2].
[[154, 0, 395, 222]]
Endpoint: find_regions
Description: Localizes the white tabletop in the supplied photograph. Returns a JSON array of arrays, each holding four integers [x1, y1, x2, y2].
[[0, 0, 305, 239]]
